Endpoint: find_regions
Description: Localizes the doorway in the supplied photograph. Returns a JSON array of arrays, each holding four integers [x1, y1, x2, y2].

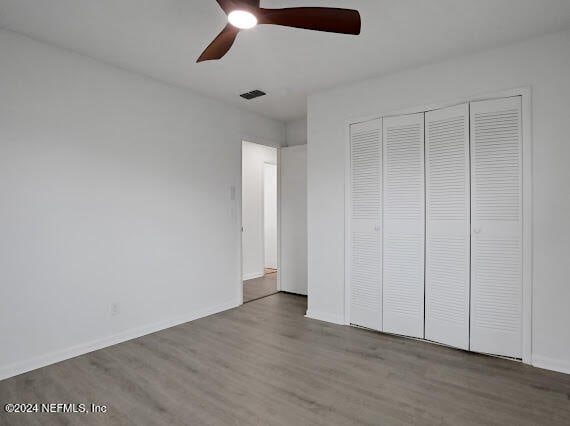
[[242, 141, 279, 303]]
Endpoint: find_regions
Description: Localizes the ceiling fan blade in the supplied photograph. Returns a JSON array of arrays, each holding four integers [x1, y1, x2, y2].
[[214, 0, 235, 15], [258, 7, 361, 35], [197, 24, 240, 62], [237, 0, 260, 8]]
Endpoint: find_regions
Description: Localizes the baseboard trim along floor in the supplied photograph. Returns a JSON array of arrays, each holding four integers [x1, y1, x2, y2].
[[0, 299, 239, 381]]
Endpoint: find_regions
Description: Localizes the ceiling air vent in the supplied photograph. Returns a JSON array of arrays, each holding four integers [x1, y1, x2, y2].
[[240, 90, 266, 100]]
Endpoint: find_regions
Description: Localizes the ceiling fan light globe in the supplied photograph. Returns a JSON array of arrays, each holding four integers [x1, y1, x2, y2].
[[228, 10, 257, 29]]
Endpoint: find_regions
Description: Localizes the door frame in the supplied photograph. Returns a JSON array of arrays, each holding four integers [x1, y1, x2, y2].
[[262, 160, 279, 274], [239, 141, 281, 305], [344, 87, 532, 365]]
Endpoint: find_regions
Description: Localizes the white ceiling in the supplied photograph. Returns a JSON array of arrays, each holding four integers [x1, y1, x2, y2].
[[1, 0, 570, 122]]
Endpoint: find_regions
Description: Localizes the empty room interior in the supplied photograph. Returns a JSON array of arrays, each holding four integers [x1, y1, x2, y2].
[[1, 1, 570, 425]]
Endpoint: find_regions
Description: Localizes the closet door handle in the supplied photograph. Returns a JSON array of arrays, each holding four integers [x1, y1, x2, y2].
[[473, 227, 481, 234]]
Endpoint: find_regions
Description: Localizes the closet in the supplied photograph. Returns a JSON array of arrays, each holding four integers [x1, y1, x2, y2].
[[349, 119, 382, 331], [470, 97, 523, 358], [348, 96, 524, 359], [382, 113, 425, 338], [425, 103, 470, 350]]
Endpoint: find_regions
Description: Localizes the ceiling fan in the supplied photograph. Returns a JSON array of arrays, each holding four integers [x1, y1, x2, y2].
[[197, 0, 361, 62]]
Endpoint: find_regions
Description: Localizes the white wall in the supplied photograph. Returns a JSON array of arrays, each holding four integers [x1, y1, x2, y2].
[[286, 117, 307, 146], [242, 141, 277, 280], [280, 145, 308, 295], [263, 163, 278, 269], [0, 29, 285, 380], [307, 30, 570, 373]]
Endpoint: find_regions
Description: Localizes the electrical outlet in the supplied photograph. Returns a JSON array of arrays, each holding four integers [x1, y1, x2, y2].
[[111, 302, 120, 316]]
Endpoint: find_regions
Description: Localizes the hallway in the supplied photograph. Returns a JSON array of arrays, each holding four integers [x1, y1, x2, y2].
[[243, 270, 278, 303]]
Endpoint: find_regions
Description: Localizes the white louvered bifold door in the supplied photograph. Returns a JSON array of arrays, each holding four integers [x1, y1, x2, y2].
[[470, 97, 523, 358], [382, 113, 425, 338], [425, 104, 470, 350], [349, 119, 382, 330]]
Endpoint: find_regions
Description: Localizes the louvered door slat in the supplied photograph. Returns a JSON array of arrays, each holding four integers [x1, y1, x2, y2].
[[349, 119, 382, 330], [425, 103, 470, 350], [470, 97, 523, 359], [382, 113, 425, 338]]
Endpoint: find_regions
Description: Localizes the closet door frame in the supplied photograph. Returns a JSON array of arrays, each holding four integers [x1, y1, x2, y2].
[[344, 87, 532, 365]]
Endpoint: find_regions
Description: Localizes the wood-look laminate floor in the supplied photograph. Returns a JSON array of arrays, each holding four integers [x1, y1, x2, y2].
[[243, 272, 278, 303], [1, 293, 569, 426]]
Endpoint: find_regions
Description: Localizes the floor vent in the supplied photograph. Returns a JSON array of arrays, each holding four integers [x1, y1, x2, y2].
[[240, 90, 266, 100]]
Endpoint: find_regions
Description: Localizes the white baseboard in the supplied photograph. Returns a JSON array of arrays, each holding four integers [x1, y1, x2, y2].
[[243, 272, 264, 281], [532, 355, 570, 375], [0, 299, 239, 381], [305, 309, 345, 325]]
